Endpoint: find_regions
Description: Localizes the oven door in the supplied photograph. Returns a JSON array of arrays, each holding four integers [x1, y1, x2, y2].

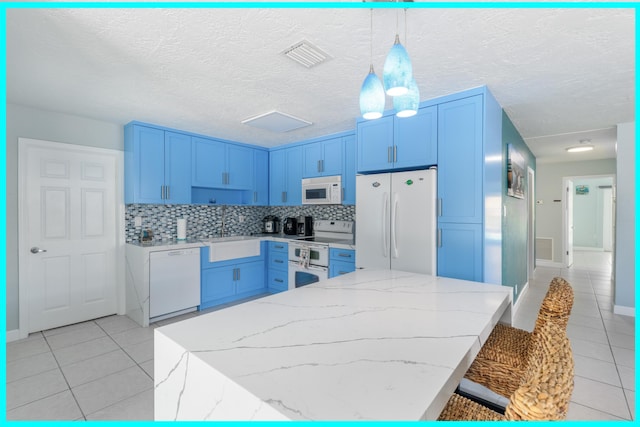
[[288, 262, 329, 289], [288, 244, 329, 266]]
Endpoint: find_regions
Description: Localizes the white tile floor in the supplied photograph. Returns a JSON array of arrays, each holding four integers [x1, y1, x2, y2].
[[5, 251, 635, 420]]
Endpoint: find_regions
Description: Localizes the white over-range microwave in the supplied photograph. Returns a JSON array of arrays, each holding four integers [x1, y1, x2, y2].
[[301, 175, 342, 205]]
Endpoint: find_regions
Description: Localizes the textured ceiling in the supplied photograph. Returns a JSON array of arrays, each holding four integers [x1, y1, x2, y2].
[[5, 6, 635, 163]]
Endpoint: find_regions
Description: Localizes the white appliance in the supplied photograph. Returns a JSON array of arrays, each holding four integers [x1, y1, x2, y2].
[[302, 175, 342, 205], [149, 248, 200, 320], [356, 169, 437, 275], [287, 220, 355, 289]]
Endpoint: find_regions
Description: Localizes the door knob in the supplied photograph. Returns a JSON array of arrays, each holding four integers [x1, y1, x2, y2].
[[30, 247, 47, 254]]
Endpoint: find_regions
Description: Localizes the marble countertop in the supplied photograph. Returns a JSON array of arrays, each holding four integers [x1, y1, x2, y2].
[[154, 269, 512, 421]]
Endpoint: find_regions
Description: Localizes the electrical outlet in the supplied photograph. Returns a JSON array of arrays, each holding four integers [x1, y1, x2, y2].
[[134, 216, 142, 227], [238, 215, 245, 223]]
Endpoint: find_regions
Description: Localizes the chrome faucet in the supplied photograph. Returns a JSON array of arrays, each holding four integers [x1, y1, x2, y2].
[[220, 205, 227, 237]]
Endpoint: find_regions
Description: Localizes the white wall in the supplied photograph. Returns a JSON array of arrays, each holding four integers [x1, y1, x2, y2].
[[535, 159, 616, 263], [572, 177, 614, 249], [614, 121, 635, 314], [6, 103, 123, 332]]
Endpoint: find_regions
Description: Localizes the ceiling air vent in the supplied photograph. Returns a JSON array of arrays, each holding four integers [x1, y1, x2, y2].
[[282, 40, 331, 68]]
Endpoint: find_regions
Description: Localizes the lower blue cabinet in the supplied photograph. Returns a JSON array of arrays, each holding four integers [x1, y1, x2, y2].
[[437, 222, 483, 282], [329, 248, 355, 278], [200, 244, 266, 310], [267, 241, 288, 293]]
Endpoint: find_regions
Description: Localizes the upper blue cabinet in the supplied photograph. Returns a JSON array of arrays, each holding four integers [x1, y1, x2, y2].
[[303, 137, 343, 178], [192, 137, 254, 190], [124, 124, 191, 204], [269, 146, 303, 206], [357, 105, 437, 173]]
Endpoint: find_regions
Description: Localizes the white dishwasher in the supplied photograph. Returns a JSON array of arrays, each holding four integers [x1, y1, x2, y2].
[[149, 248, 200, 321]]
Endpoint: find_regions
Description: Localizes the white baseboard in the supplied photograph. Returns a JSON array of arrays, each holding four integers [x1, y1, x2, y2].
[[614, 305, 635, 317], [6, 329, 23, 343], [536, 259, 564, 268]]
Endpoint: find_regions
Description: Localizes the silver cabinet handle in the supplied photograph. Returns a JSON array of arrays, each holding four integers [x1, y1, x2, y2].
[[321, 159, 324, 172], [318, 160, 322, 173], [166, 185, 170, 200], [437, 229, 442, 248], [282, 191, 287, 203], [253, 191, 257, 203], [161, 185, 165, 199], [30, 247, 47, 254], [394, 146, 397, 163], [438, 198, 442, 217], [387, 146, 392, 163], [275, 278, 284, 283]]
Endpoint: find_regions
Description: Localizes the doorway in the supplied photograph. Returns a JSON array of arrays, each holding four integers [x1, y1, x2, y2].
[[562, 174, 615, 269], [18, 138, 124, 338]]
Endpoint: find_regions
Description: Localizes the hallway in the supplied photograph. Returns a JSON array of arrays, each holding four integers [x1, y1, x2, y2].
[[513, 250, 635, 420]]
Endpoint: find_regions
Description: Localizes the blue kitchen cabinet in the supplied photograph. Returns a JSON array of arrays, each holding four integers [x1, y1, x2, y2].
[[437, 95, 483, 224], [199, 244, 266, 310], [303, 137, 343, 178], [267, 241, 288, 293], [192, 137, 254, 190], [269, 146, 303, 206], [200, 265, 236, 307], [356, 106, 437, 173], [124, 124, 191, 204], [192, 137, 225, 188], [342, 134, 356, 205], [437, 222, 483, 282], [357, 116, 394, 173], [329, 247, 355, 278], [252, 149, 269, 205], [226, 144, 254, 190]]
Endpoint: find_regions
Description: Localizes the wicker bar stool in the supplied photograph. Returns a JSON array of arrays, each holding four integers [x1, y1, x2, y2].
[[463, 277, 573, 397], [438, 321, 574, 421]]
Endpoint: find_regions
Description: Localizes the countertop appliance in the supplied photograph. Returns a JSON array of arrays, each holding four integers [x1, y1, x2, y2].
[[302, 175, 342, 205], [149, 248, 200, 320], [262, 215, 280, 234], [356, 169, 437, 275], [297, 215, 313, 237], [283, 217, 298, 235], [288, 220, 354, 289]]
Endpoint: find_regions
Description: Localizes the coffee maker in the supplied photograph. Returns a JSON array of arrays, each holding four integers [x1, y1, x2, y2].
[[296, 216, 313, 237], [283, 217, 298, 235]]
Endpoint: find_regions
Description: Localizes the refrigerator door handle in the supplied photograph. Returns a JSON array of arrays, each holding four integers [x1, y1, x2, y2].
[[391, 193, 399, 258], [383, 192, 389, 257]]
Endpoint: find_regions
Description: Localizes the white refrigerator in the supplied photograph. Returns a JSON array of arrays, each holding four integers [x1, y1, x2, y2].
[[355, 169, 437, 275]]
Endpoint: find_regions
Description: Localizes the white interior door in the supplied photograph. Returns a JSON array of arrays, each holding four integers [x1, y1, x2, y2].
[[19, 138, 120, 333], [602, 187, 613, 251], [564, 179, 574, 267]]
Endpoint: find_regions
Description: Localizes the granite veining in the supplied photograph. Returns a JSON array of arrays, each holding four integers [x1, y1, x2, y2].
[[154, 269, 512, 421]]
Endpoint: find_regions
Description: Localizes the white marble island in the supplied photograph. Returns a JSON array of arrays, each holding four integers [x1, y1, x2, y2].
[[154, 269, 512, 421]]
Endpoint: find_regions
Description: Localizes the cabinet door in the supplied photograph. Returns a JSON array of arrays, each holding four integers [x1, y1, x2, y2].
[[200, 265, 235, 309], [130, 125, 165, 204], [227, 144, 254, 190], [267, 269, 288, 293], [437, 95, 483, 223], [342, 135, 356, 205], [329, 260, 355, 278], [284, 146, 303, 205], [269, 150, 287, 205], [164, 132, 192, 204], [303, 142, 323, 178], [192, 137, 225, 188], [437, 222, 483, 282], [357, 115, 394, 173], [321, 137, 343, 176], [235, 261, 265, 295], [393, 105, 437, 169], [252, 149, 269, 205]]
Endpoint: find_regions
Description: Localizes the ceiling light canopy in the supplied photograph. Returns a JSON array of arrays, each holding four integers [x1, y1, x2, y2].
[[566, 139, 595, 153]]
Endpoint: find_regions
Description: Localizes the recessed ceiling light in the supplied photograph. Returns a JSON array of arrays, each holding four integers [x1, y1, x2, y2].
[[566, 139, 594, 153]]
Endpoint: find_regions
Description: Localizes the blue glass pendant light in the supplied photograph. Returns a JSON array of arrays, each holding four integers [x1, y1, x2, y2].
[[360, 9, 385, 120], [393, 78, 419, 117], [360, 65, 385, 120], [383, 34, 412, 97]]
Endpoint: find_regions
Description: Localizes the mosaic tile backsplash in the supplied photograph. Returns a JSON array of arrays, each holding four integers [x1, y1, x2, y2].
[[125, 204, 356, 243]]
